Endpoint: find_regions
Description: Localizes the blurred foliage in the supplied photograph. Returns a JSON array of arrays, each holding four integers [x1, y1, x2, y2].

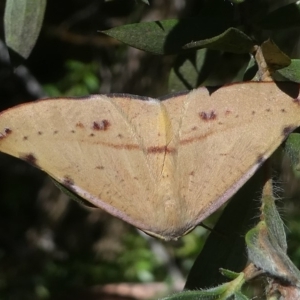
[[1, 0, 300, 299], [43, 60, 101, 97]]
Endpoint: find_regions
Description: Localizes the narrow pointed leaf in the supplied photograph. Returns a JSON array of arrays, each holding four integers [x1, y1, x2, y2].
[[220, 269, 240, 280], [261, 193, 287, 252], [102, 18, 231, 55], [183, 28, 255, 54], [163, 274, 246, 300], [161, 284, 228, 300], [4, 0, 46, 59]]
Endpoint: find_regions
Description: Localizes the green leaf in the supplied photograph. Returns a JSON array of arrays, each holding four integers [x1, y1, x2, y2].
[[275, 59, 300, 83], [162, 274, 245, 300], [243, 55, 257, 81], [246, 221, 300, 285], [257, 2, 300, 30], [284, 133, 300, 178], [183, 28, 255, 54], [200, 53, 251, 86], [102, 18, 231, 55], [261, 193, 287, 252], [184, 170, 262, 290], [161, 286, 228, 300], [219, 269, 240, 280], [168, 49, 252, 92], [260, 39, 291, 71], [4, 0, 46, 59], [234, 291, 249, 300], [168, 49, 220, 92]]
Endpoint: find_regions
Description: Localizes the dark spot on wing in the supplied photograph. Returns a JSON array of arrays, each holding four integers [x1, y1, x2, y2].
[[71, 130, 75, 133], [0, 128, 12, 140], [76, 122, 84, 128], [281, 108, 286, 113], [199, 111, 217, 121], [282, 126, 296, 138], [63, 175, 74, 187], [23, 136, 28, 140], [90, 133, 95, 137], [21, 153, 38, 167], [256, 155, 265, 167], [191, 126, 197, 131], [117, 134, 123, 138], [266, 108, 271, 112], [252, 111, 256, 115], [38, 131, 42, 135], [5, 128, 12, 134], [256, 154, 266, 168], [93, 120, 110, 131], [225, 110, 232, 116], [96, 166, 104, 170], [54, 130, 58, 134]]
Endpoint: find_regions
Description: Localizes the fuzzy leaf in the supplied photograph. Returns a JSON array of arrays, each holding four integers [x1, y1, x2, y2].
[[246, 221, 300, 285], [261, 193, 287, 252], [220, 269, 240, 280], [284, 133, 300, 178], [234, 291, 249, 300]]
